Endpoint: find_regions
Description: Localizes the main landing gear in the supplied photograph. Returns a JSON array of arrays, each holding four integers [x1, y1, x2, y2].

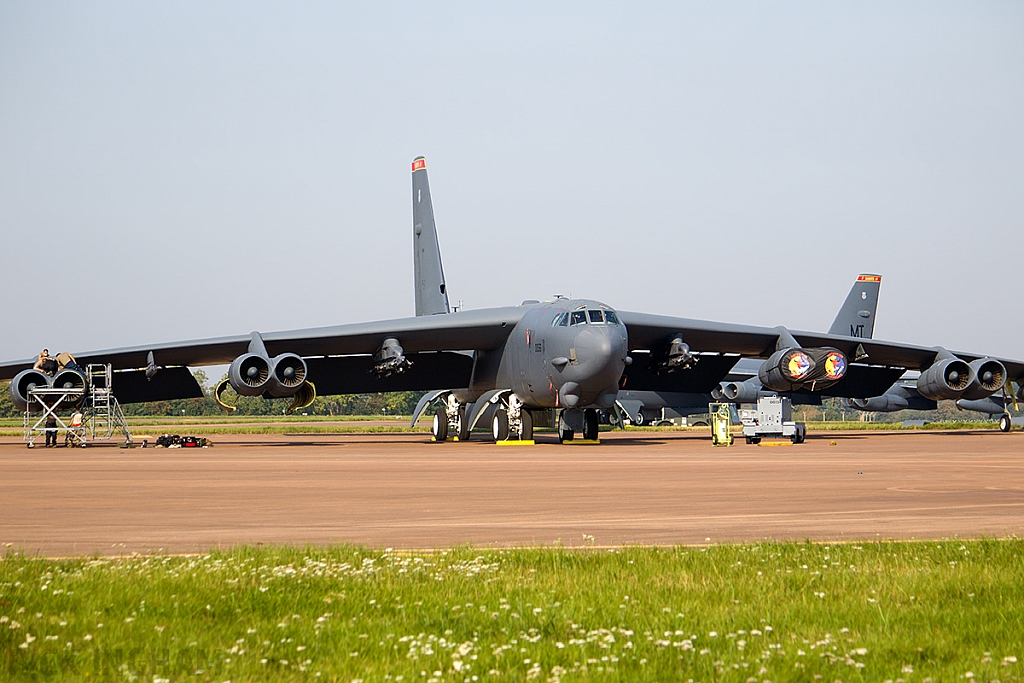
[[492, 393, 533, 442], [431, 393, 470, 442]]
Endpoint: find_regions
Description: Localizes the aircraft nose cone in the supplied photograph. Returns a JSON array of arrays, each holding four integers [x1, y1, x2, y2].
[[573, 326, 627, 398]]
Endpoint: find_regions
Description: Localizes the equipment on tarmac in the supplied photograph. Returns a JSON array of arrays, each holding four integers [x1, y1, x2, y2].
[[741, 396, 806, 445], [709, 402, 734, 446]]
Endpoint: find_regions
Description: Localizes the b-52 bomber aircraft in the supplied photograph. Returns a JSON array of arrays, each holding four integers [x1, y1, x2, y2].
[[3, 157, 1023, 443]]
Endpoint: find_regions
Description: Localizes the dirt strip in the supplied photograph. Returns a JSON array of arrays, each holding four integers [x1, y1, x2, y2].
[[1, 430, 1022, 556]]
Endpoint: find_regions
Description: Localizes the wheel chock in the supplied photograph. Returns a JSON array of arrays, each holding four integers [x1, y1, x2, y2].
[[496, 440, 535, 446], [562, 439, 601, 445], [758, 441, 793, 447]]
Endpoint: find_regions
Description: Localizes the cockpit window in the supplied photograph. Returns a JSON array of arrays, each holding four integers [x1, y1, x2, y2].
[[570, 310, 587, 326], [588, 309, 604, 324], [604, 310, 620, 325], [552, 312, 569, 327]]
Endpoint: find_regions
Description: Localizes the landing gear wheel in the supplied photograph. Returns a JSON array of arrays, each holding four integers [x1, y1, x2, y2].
[[746, 436, 761, 445], [633, 411, 645, 426], [431, 407, 448, 442], [999, 414, 1012, 433], [457, 406, 470, 441], [558, 413, 574, 443], [521, 409, 534, 440], [583, 408, 599, 441], [492, 409, 509, 442]]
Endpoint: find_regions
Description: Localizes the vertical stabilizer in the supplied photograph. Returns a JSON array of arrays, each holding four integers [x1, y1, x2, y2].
[[412, 157, 450, 316], [828, 274, 881, 339]]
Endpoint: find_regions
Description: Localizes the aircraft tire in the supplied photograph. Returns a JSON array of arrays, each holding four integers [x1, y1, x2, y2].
[[521, 410, 533, 440], [999, 414, 1012, 433], [558, 413, 574, 443], [493, 409, 509, 442], [583, 409, 599, 441], [633, 412, 644, 425], [457, 406, 470, 441], [432, 407, 448, 442]]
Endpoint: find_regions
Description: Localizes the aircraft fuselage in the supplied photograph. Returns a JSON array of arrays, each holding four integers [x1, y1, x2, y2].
[[455, 299, 628, 410]]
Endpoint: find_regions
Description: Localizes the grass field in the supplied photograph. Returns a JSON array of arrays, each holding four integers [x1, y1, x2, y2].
[[2, 541, 1022, 682]]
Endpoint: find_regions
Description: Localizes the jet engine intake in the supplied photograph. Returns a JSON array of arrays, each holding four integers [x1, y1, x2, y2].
[[266, 353, 308, 397], [758, 347, 847, 392], [961, 358, 1006, 400], [51, 368, 88, 406], [916, 357, 972, 401], [10, 369, 52, 412], [228, 353, 272, 396], [848, 394, 909, 412]]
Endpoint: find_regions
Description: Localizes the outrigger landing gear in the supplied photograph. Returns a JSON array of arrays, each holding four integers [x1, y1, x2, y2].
[[999, 413, 1012, 433], [431, 393, 469, 442]]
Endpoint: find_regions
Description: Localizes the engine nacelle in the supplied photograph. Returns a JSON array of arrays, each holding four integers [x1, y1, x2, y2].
[[916, 357, 972, 400], [228, 353, 272, 396], [9, 369, 52, 412], [266, 353, 308, 398], [51, 368, 88, 407], [960, 358, 1006, 400], [228, 352, 309, 399], [848, 394, 909, 412], [758, 347, 847, 393], [721, 379, 774, 403]]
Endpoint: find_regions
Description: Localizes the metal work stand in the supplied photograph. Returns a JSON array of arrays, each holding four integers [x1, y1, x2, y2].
[[23, 364, 132, 448]]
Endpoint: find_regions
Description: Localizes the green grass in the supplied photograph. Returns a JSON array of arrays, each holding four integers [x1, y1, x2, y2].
[[2, 541, 1023, 682]]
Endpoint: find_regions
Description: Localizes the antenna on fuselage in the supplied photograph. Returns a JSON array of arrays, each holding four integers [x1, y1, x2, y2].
[[411, 157, 451, 316]]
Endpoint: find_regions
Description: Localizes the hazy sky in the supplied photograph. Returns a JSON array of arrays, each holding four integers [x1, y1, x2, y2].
[[1, 1, 1022, 364]]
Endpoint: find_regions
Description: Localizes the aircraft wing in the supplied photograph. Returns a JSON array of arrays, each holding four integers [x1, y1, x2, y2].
[[0, 307, 527, 381], [618, 311, 1024, 389]]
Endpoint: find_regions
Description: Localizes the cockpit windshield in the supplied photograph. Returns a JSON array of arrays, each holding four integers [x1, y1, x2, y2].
[[557, 307, 621, 326]]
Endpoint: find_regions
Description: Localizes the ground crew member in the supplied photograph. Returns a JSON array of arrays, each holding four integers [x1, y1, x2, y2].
[[55, 351, 80, 371], [45, 413, 58, 447], [66, 409, 85, 446], [34, 349, 57, 375]]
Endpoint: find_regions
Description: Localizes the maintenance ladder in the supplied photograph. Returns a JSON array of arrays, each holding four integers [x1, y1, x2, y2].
[[23, 363, 133, 447]]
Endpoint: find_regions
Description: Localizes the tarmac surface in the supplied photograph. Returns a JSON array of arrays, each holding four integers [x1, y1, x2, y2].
[[2, 430, 1023, 556]]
